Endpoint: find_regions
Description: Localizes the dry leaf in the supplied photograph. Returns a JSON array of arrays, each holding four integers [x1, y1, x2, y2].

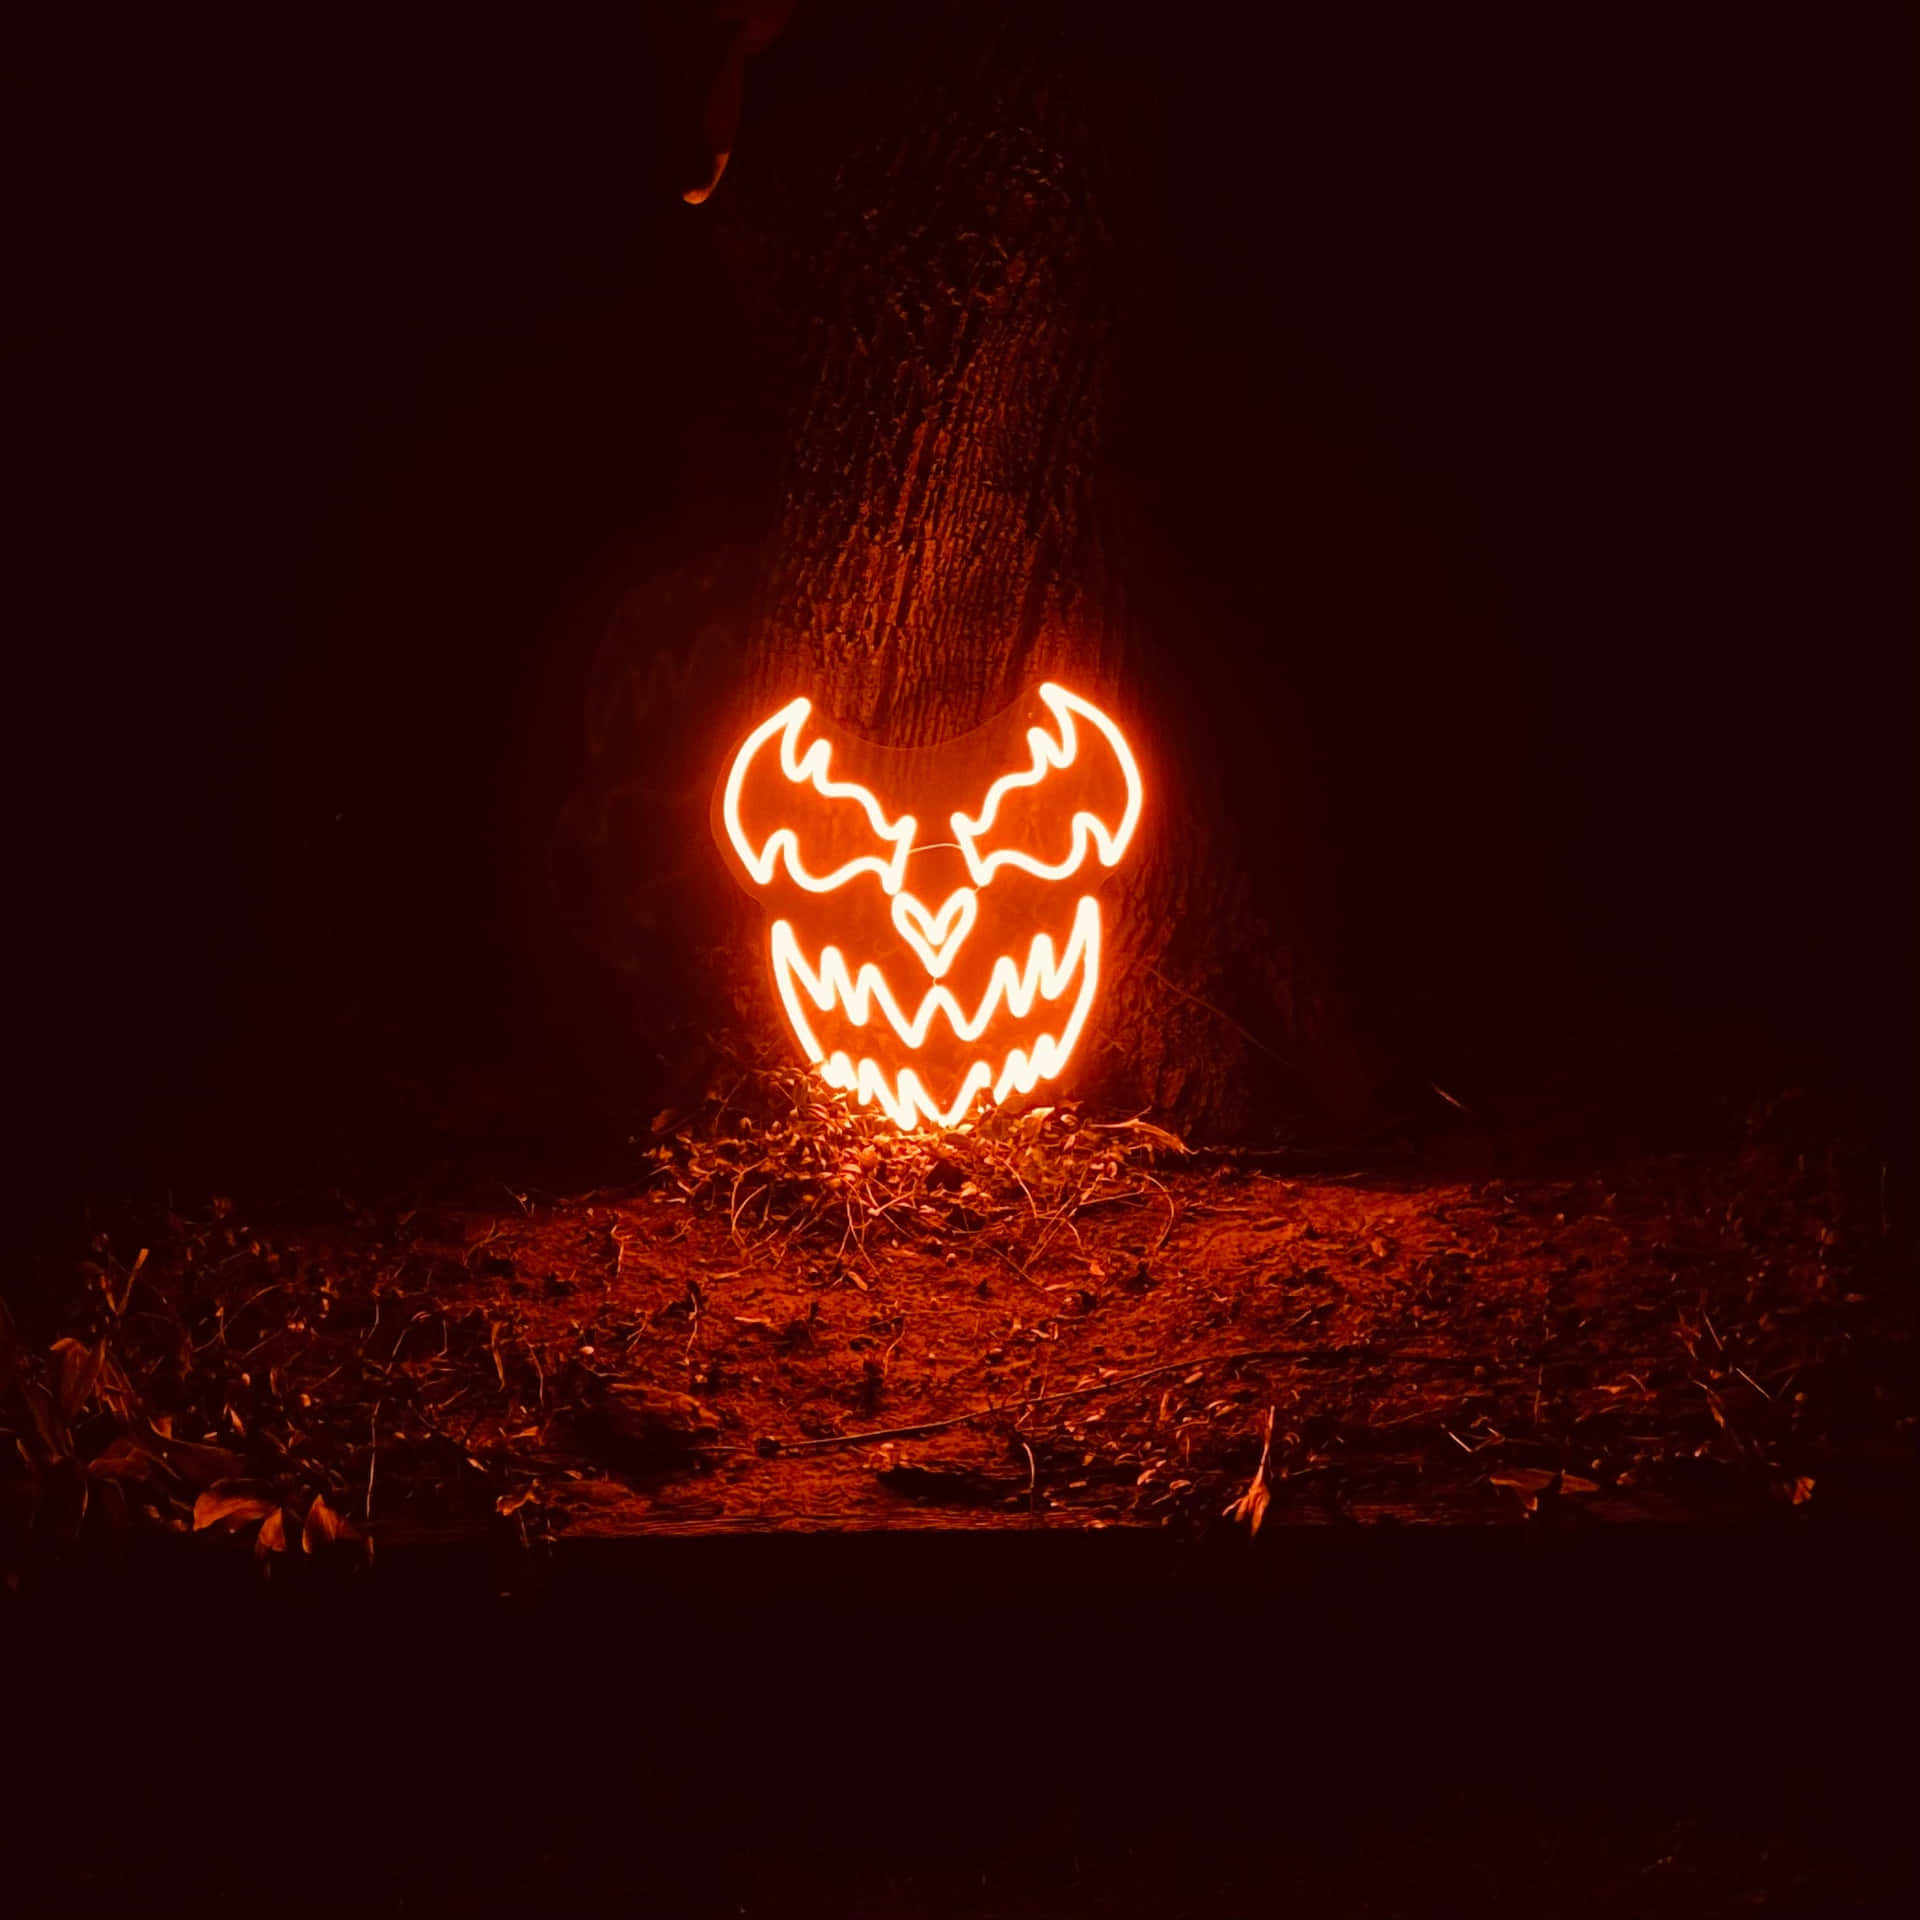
[[85, 1437, 168, 1483], [255, 1509, 289, 1558], [1224, 1407, 1275, 1537], [303, 1495, 340, 1551], [92, 1350, 141, 1425], [139, 1426, 244, 1489], [1490, 1468, 1558, 1495], [52, 1336, 106, 1421], [1490, 1467, 1599, 1512], [193, 1487, 279, 1532], [19, 1379, 70, 1459], [302, 1494, 362, 1554]]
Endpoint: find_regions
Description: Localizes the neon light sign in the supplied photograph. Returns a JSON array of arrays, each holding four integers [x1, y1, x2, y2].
[[713, 683, 1144, 1130]]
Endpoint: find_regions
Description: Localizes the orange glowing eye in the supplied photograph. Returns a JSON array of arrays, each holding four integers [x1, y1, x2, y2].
[[712, 683, 1145, 1131]]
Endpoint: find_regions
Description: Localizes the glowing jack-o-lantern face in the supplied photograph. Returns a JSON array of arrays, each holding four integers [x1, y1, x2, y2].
[[712, 682, 1144, 1131]]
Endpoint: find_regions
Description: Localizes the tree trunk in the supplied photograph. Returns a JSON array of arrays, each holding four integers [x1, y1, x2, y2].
[[549, 0, 1366, 1138]]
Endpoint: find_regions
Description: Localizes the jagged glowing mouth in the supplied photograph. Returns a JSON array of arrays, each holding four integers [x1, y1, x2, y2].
[[714, 681, 1144, 1132], [769, 895, 1103, 1131]]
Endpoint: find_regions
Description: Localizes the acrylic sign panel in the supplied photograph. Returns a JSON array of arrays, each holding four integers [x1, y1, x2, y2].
[[713, 682, 1144, 1130]]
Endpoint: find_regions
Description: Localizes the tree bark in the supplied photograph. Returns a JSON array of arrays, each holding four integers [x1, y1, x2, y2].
[[549, 0, 1366, 1137]]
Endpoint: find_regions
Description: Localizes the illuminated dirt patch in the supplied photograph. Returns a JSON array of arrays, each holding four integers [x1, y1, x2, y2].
[[19, 1114, 1906, 1552]]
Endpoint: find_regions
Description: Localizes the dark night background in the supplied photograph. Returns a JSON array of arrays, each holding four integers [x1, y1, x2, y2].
[[16, 4, 1913, 1229]]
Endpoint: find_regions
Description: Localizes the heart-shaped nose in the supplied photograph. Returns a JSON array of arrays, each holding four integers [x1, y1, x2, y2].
[[891, 888, 977, 978]]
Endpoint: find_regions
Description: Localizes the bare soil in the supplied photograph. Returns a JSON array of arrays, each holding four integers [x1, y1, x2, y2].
[[7, 1088, 1912, 1565]]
